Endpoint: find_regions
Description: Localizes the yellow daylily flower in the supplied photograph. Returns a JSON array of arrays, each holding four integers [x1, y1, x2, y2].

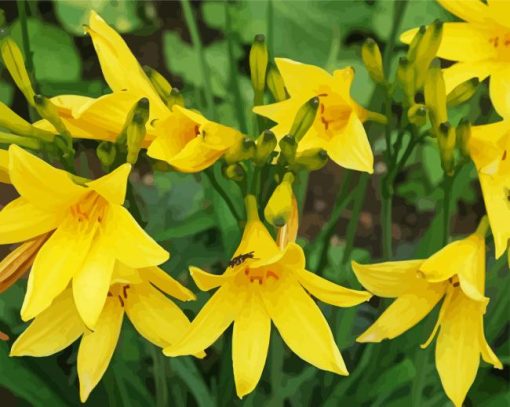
[[353, 221, 502, 407], [0, 145, 168, 327], [0, 149, 9, 183], [164, 195, 372, 398], [253, 58, 374, 173], [401, 0, 510, 116], [36, 11, 241, 172], [11, 263, 197, 403]]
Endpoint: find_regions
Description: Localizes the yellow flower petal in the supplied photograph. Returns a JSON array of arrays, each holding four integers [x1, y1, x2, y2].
[[469, 120, 509, 171], [232, 287, 271, 398], [9, 145, 85, 211], [479, 316, 502, 369], [189, 266, 230, 292], [234, 220, 280, 262], [73, 234, 116, 329], [10, 289, 84, 357], [105, 205, 169, 268], [261, 274, 347, 375], [86, 164, 131, 205], [125, 282, 194, 349], [163, 283, 243, 357], [0, 198, 59, 244], [252, 98, 298, 134], [142, 266, 195, 301], [435, 288, 482, 407], [356, 283, 446, 343], [442, 61, 492, 94], [332, 67, 355, 103], [0, 149, 10, 184], [351, 259, 426, 297], [437, 0, 490, 24], [326, 113, 374, 173], [421, 286, 453, 349], [165, 136, 225, 173], [250, 241, 304, 271], [489, 65, 510, 118], [78, 296, 124, 403], [21, 219, 97, 321], [296, 268, 372, 307], [275, 57, 332, 98]]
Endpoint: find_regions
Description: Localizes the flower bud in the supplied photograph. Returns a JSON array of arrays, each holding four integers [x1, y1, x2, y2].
[[33, 95, 73, 148], [264, 172, 295, 227], [424, 60, 447, 131], [255, 130, 277, 165], [96, 141, 117, 169], [447, 78, 479, 107], [249, 34, 268, 95], [292, 148, 328, 171], [407, 104, 427, 127], [126, 98, 150, 164], [413, 20, 443, 90], [222, 163, 245, 182], [456, 118, 471, 158], [0, 37, 35, 105], [278, 135, 297, 164], [0, 101, 53, 141], [267, 63, 287, 102], [396, 57, 414, 106], [168, 88, 185, 109], [224, 137, 256, 164], [438, 122, 456, 175], [143, 65, 172, 103], [406, 25, 426, 63], [361, 38, 384, 84], [290, 96, 319, 141]]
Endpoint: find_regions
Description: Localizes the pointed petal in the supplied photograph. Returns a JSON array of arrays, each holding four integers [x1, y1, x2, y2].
[[357, 283, 446, 343], [232, 287, 271, 398], [21, 219, 96, 321], [456, 236, 487, 302], [9, 145, 85, 210], [469, 120, 509, 171], [142, 266, 195, 301], [86, 164, 131, 205], [10, 289, 84, 357], [479, 317, 502, 369], [77, 296, 124, 403], [442, 61, 492, 94], [234, 220, 280, 262], [262, 275, 347, 375], [275, 58, 332, 98], [0, 149, 9, 184], [166, 137, 225, 173], [327, 113, 374, 173], [332, 67, 355, 102], [189, 266, 230, 292], [125, 282, 193, 348], [296, 268, 372, 307], [163, 283, 243, 356], [250, 241, 304, 271], [437, 0, 491, 24], [73, 234, 116, 329], [105, 205, 169, 268], [0, 198, 59, 244], [252, 98, 298, 131], [351, 259, 426, 298], [435, 289, 482, 407], [489, 65, 510, 119], [421, 286, 454, 349]]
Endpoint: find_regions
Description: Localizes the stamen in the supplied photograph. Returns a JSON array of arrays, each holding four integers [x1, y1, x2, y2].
[[118, 296, 125, 307]]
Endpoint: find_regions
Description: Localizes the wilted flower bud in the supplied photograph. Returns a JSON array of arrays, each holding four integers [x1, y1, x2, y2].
[[249, 34, 268, 96], [143, 65, 172, 104], [264, 172, 295, 227], [0, 37, 35, 105], [255, 130, 277, 165], [278, 135, 297, 164], [222, 163, 245, 182], [290, 96, 319, 141], [407, 104, 427, 127], [456, 118, 471, 158], [224, 137, 256, 164], [438, 122, 456, 175], [424, 60, 447, 131], [126, 98, 150, 164], [361, 38, 384, 84], [447, 78, 479, 107], [293, 148, 328, 171], [266, 63, 287, 102], [96, 141, 117, 169]]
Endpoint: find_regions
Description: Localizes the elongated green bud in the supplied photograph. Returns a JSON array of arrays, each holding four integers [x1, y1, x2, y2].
[[267, 63, 287, 102], [97, 141, 117, 169], [438, 122, 456, 175], [396, 57, 414, 106], [224, 137, 256, 164], [249, 34, 268, 96], [264, 172, 295, 227], [168, 88, 184, 109], [278, 135, 297, 164], [255, 130, 277, 165], [456, 118, 471, 157], [407, 104, 427, 127], [290, 96, 319, 141], [222, 163, 245, 182], [447, 78, 479, 107], [34, 94, 71, 137], [0, 131, 41, 150], [126, 98, 150, 164], [0, 37, 35, 105], [143, 65, 172, 104], [407, 25, 426, 63], [413, 21, 443, 89], [424, 60, 447, 131], [0, 101, 54, 141], [292, 148, 328, 171], [361, 38, 384, 84]]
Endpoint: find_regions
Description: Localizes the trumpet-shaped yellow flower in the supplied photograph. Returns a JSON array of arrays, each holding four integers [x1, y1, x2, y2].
[[0, 149, 9, 184], [353, 222, 501, 407], [164, 195, 371, 398], [0, 145, 168, 327], [401, 0, 510, 117], [11, 263, 197, 402], [253, 58, 374, 173], [35, 11, 241, 172]]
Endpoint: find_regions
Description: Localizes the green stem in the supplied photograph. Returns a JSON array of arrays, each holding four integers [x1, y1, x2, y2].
[[181, 0, 216, 120], [381, 186, 393, 259], [205, 168, 242, 223], [383, 0, 409, 72], [442, 173, 453, 245], [244, 194, 259, 222], [151, 347, 168, 407]]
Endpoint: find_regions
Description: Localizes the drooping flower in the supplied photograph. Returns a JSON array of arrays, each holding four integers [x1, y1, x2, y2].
[[164, 195, 372, 398], [0, 145, 168, 327], [401, 0, 510, 117], [352, 219, 501, 407], [11, 263, 198, 402], [253, 58, 374, 173], [35, 11, 241, 173]]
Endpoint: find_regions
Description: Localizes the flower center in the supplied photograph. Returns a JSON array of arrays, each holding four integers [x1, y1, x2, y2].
[[488, 32, 510, 61], [70, 192, 107, 224], [108, 284, 130, 307], [243, 267, 279, 285], [314, 93, 352, 139]]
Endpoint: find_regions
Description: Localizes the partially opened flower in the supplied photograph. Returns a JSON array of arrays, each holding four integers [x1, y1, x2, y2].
[[11, 263, 197, 402], [401, 0, 510, 117], [0, 145, 168, 327], [164, 195, 372, 398], [36, 11, 241, 172], [352, 218, 501, 407], [253, 58, 374, 173]]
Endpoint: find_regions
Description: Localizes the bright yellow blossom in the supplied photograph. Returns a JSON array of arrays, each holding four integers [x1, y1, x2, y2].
[[35, 11, 241, 172], [164, 195, 372, 398], [253, 58, 374, 173], [0, 149, 9, 183], [401, 0, 510, 117], [11, 263, 197, 402], [353, 220, 501, 407], [0, 145, 168, 327]]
